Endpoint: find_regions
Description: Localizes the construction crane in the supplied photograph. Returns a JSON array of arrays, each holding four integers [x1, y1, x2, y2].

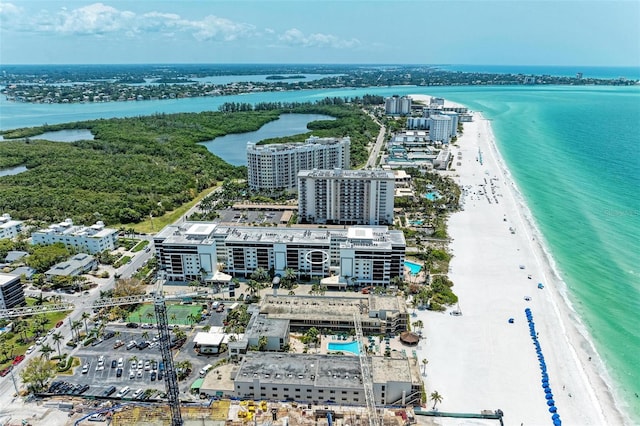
[[151, 273, 183, 426], [354, 313, 379, 426]]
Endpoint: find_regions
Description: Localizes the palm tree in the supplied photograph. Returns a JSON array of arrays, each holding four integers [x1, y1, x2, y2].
[[250, 267, 269, 284], [430, 391, 443, 410], [421, 358, 429, 376], [71, 320, 82, 343], [146, 311, 154, 325], [412, 320, 424, 333], [81, 312, 91, 336], [40, 344, 54, 360], [141, 331, 149, 341], [52, 332, 64, 358], [170, 313, 177, 323]]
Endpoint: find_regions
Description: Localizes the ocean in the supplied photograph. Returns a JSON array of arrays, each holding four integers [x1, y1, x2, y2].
[[1, 75, 639, 421]]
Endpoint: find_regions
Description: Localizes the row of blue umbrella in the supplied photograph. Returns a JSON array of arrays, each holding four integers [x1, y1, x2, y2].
[[525, 308, 562, 426]]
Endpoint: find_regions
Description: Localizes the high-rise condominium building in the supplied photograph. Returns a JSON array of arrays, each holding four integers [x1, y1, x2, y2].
[[298, 169, 395, 225], [247, 136, 350, 191], [154, 222, 405, 287], [385, 96, 412, 115]]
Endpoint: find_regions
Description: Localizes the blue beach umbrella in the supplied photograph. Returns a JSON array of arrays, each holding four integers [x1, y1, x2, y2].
[[552, 414, 560, 420], [546, 393, 554, 399], [549, 406, 557, 413], [547, 399, 555, 406], [553, 420, 561, 426]]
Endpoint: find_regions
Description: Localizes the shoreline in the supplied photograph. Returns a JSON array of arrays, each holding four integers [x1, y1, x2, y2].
[[409, 95, 629, 424]]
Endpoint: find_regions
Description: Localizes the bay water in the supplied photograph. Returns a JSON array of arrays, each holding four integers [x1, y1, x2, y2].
[[1, 80, 638, 420]]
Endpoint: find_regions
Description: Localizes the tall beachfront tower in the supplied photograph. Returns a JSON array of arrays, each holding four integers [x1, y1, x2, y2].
[[385, 95, 412, 115], [297, 169, 395, 225], [428, 114, 453, 143], [246, 136, 350, 192]]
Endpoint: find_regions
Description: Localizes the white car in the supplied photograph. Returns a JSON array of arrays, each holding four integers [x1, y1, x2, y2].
[[26, 345, 35, 355], [130, 360, 137, 369], [132, 388, 144, 399], [137, 370, 143, 378], [82, 364, 90, 374], [144, 361, 151, 371]]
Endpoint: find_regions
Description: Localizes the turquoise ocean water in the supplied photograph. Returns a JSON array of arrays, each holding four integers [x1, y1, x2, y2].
[[1, 76, 639, 420]]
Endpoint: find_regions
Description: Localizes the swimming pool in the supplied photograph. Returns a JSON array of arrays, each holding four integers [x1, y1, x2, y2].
[[424, 191, 442, 201], [405, 261, 422, 275], [327, 341, 360, 355]]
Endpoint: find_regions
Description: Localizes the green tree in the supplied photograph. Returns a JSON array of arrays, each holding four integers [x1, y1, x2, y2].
[[20, 357, 56, 393], [257, 335, 268, 351], [39, 344, 54, 360], [81, 312, 91, 336], [71, 320, 82, 343], [430, 390, 443, 409], [52, 332, 64, 358]]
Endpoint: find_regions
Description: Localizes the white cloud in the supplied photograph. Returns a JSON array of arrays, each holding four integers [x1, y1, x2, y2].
[[279, 28, 360, 49], [0, 1, 22, 28], [4, 2, 255, 42], [52, 3, 135, 35]]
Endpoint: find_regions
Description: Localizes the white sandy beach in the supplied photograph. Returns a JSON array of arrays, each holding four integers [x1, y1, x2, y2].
[[409, 95, 628, 425]]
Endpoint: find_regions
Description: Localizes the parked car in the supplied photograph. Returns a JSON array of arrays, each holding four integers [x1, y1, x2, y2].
[[82, 364, 90, 374], [116, 368, 123, 377], [55, 320, 64, 328], [113, 340, 125, 349], [12, 355, 25, 365], [102, 386, 117, 397], [126, 322, 139, 328], [26, 345, 35, 355], [103, 331, 115, 340], [150, 371, 157, 381], [111, 360, 117, 368], [137, 341, 149, 350], [0, 367, 11, 377]]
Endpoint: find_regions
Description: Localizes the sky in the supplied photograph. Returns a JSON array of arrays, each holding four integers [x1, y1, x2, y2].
[[0, 0, 639, 66]]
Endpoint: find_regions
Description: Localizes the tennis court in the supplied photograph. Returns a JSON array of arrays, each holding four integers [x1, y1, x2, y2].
[[127, 302, 203, 325]]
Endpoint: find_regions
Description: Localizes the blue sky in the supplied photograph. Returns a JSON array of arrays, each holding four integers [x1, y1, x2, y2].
[[1, 0, 638, 66]]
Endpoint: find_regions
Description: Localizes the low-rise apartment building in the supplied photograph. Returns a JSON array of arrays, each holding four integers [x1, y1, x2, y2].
[[31, 219, 118, 254], [220, 352, 421, 406], [0, 214, 23, 240]]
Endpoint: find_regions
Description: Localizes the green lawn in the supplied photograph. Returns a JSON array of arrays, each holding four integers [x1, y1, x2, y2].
[[127, 303, 202, 326], [0, 300, 71, 369]]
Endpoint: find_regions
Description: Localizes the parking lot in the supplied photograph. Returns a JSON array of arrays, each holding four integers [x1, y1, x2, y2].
[[51, 310, 230, 400], [217, 209, 285, 225]]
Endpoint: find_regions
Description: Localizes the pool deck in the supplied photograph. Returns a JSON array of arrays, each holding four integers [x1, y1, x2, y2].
[[288, 332, 418, 361]]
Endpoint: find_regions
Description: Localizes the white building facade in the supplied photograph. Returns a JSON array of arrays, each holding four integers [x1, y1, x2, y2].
[[31, 219, 118, 254], [154, 223, 405, 286], [385, 96, 412, 115], [427, 115, 453, 143], [298, 169, 395, 225], [0, 214, 23, 240], [224, 352, 421, 406], [247, 136, 350, 192], [0, 273, 26, 310]]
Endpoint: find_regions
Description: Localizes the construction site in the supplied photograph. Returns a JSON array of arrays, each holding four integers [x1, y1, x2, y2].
[[64, 399, 420, 426]]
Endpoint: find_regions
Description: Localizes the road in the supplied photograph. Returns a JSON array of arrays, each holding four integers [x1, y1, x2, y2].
[[0, 244, 155, 407], [364, 113, 387, 169]]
